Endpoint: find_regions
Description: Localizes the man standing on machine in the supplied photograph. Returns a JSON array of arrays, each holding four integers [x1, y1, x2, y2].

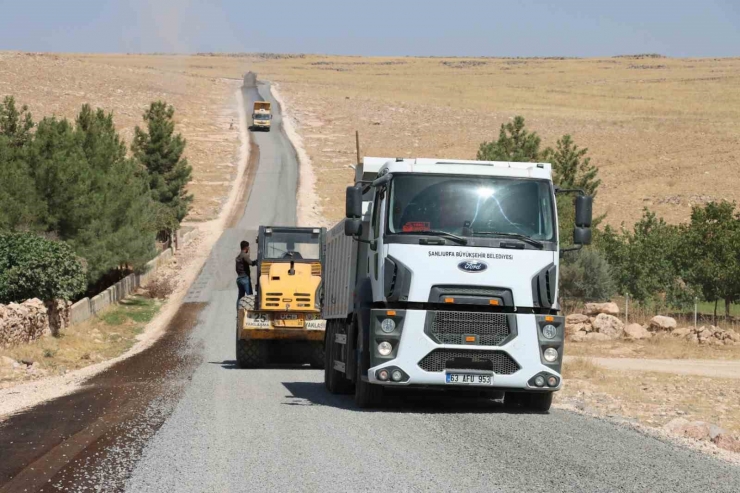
[[235, 240, 257, 305]]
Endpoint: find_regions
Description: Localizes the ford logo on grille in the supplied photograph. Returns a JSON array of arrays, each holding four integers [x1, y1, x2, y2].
[[458, 260, 488, 273]]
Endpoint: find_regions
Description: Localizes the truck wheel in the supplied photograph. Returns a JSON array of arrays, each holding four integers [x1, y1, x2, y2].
[[525, 392, 553, 412], [354, 352, 383, 409], [503, 391, 526, 409], [308, 342, 325, 369], [236, 340, 268, 368], [324, 322, 353, 394]]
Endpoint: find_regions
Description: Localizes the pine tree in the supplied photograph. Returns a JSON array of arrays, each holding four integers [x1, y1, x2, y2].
[[0, 136, 44, 230], [545, 135, 603, 245], [26, 116, 92, 235], [546, 135, 601, 197], [0, 96, 34, 148], [132, 102, 193, 224], [477, 116, 543, 162], [73, 105, 156, 282]]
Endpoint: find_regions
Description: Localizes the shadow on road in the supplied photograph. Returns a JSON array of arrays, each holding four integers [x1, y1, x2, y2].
[[208, 360, 315, 371], [281, 381, 549, 415]]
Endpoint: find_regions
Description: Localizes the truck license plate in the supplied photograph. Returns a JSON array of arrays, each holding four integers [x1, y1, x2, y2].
[[446, 373, 492, 385]]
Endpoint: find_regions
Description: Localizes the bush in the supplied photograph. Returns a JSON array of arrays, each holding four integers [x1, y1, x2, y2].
[[559, 248, 615, 302], [0, 232, 86, 303], [145, 276, 175, 299]]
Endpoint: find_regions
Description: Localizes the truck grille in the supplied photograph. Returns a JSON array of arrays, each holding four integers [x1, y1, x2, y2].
[[418, 349, 519, 374], [429, 311, 510, 346]]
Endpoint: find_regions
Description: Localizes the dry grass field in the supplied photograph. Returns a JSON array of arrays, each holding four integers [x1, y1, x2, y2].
[[3, 52, 739, 229]]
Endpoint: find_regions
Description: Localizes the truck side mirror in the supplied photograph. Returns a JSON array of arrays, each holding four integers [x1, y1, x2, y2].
[[345, 186, 362, 219], [575, 195, 593, 228], [573, 227, 592, 245], [345, 219, 362, 237]]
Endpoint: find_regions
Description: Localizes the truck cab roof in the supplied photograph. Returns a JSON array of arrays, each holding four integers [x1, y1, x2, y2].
[[356, 157, 553, 183]]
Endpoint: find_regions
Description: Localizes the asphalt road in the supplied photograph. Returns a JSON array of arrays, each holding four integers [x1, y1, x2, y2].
[[2, 81, 740, 492]]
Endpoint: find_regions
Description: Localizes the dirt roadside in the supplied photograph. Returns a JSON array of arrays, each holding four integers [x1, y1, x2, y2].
[[566, 356, 740, 379], [0, 84, 250, 421]]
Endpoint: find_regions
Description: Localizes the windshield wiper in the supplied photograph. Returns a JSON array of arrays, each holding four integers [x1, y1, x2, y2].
[[400, 230, 468, 245], [472, 231, 544, 249]]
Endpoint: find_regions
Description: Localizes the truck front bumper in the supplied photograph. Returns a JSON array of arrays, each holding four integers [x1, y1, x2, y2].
[[367, 310, 563, 391], [239, 328, 324, 341]]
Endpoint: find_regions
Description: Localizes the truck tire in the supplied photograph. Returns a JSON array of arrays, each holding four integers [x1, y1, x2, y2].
[[308, 342, 325, 369], [354, 351, 383, 408], [503, 391, 526, 409], [324, 321, 353, 394], [525, 392, 553, 412], [236, 339, 268, 368]]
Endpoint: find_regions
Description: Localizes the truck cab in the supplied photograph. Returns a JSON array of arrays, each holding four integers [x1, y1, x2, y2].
[[323, 157, 592, 410]]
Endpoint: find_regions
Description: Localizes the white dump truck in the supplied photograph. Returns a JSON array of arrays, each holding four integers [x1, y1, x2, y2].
[[323, 157, 592, 410]]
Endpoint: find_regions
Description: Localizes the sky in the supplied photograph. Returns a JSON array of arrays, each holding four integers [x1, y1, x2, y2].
[[0, 0, 738, 57]]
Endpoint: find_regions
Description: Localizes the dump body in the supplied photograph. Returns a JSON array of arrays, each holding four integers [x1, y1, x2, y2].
[[252, 101, 272, 131], [236, 226, 327, 368], [323, 157, 593, 409]]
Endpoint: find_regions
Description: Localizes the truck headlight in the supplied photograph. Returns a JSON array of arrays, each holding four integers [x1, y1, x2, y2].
[[378, 341, 393, 356], [380, 318, 396, 333], [542, 324, 557, 339], [543, 347, 559, 362]]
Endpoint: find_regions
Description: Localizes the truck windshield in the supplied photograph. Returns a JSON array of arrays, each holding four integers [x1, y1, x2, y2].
[[387, 174, 555, 241], [263, 231, 321, 260], [253, 113, 271, 120]]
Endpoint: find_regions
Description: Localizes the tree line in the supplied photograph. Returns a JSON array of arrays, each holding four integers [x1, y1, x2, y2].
[[0, 96, 192, 304], [478, 116, 739, 320]]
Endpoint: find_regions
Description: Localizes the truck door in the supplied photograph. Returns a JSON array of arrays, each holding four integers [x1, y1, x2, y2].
[[370, 188, 386, 302]]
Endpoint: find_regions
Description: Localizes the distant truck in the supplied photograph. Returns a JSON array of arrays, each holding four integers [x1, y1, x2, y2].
[[251, 101, 272, 131], [236, 226, 326, 368], [322, 157, 593, 409]]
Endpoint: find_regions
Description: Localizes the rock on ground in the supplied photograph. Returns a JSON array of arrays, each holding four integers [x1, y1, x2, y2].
[[713, 434, 740, 453], [671, 327, 691, 338], [649, 315, 677, 332], [624, 323, 651, 340], [0, 299, 49, 347], [583, 302, 620, 316], [566, 323, 590, 337], [592, 313, 624, 339], [569, 331, 588, 342], [663, 418, 727, 443], [566, 314, 590, 325], [584, 332, 611, 342]]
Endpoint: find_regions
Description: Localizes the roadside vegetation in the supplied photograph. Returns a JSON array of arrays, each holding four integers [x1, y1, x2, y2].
[[0, 295, 161, 388], [0, 96, 191, 303]]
